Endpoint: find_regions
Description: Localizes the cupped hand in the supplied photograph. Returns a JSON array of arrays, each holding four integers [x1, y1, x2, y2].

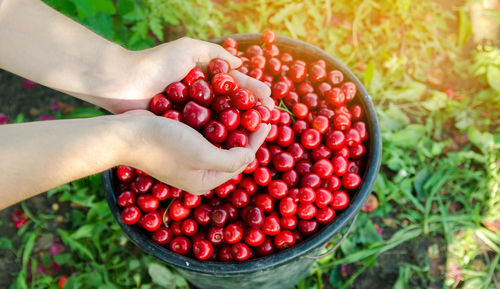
[[120, 110, 271, 195], [105, 37, 273, 113]]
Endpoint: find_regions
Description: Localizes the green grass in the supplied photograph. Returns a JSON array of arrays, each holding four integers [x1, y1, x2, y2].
[[2, 0, 499, 288]]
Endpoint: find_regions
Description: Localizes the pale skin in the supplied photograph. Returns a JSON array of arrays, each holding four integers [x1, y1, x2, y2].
[[0, 0, 274, 210]]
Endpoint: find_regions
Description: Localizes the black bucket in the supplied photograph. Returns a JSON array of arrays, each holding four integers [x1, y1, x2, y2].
[[103, 33, 382, 289]]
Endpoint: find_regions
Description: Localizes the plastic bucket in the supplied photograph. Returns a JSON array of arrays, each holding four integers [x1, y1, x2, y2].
[[103, 33, 382, 289]]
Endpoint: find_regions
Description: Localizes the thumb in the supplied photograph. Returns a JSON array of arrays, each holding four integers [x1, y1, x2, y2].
[[200, 146, 253, 173]]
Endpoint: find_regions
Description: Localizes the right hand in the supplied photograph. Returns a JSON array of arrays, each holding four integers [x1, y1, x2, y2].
[[119, 110, 271, 195]]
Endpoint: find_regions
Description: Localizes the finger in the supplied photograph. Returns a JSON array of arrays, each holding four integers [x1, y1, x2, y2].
[[230, 70, 274, 111], [189, 38, 242, 69], [247, 123, 272, 154], [199, 145, 253, 173], [191, 160, 251, 195]]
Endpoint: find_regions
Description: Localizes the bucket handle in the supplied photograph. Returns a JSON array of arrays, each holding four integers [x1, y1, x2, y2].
[[304, 213, 359, 260]]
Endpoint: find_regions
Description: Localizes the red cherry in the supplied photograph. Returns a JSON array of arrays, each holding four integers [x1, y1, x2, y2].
[[219, 108, 240, 131], [256, 237, 275, 257], [231, 242, 251, 261], [183, 193, 201, 208], [245, 206, 265, 228], [327, 175, 342, 191], [301, 173, 322, 189], [331, 190, 350, 210], [342, 172, 362, 189], [215, 182, 236, 198], [244, 228, 265, 246], [350, 144, 366, 159], [332, 156, 348, 177], [271, 81, 290, 99], [117, 190, 135, 207], [211, 95, 233, 114], [241, 109, 262, 132], [224, 223, 244, 244], [326, 130, 345, 150], [282, 169, 299, 187], [278, 110, 292, 126], [311, 159, 334, 179], [262, 30, 277, 44], [116, 166, 135, 182], [301, 93, 319, 109], [308, 64, 327, 83], [253, 167, 272, 186], [301, 129, 321, 149], [327, 70, 344, 85], [297, 82, 315, 97], [225, 130, 248, 148], [193, 240, 214, 261], [272, 152, 295, 172], [298, 220, 318, 236], [265, 124, 279, 142], [293, 119, 309, 136], [207, 58, 230, 76], [276, 125, 294, 147], [255, 194, 274, 213], [345, 128, 361, 147], [217, 245, 234, 261], [169, 187, 183, 198], [243, 158, 259, 174], [312, 145, 332, 161], [280, 52, 294, 64], [254, 105, 271, 124], [137, 194, 159, 212], [222, 37, 237, 48], [250, 55, 266, 70], [262, 215, 281, 236], [274, 230, 295, 250], [183, 68, 206, 87], [311, 115, 329, 134], [151, 183, 169, 200], [182, 101, 211, 129], [239, 176, 258, 194], [287, 142, 305, 161], [350, 105, 363, 120], [316, 207, 335, 224], [150, 93, 172, 115], [299, 187, 316, 205], [245, 45, 263, 58], [297, 204, 317, 220], [181, 218, 198, 236], [315, 188, 333, 208], [212, 73, 237, 95], [232, 89, 257, 110], [140, 211, 161, 231], [248, 68, 264, 80], [256, 147, 271, 166], [292, 103, 309, 119], [263, 44, 280, 58], [267, 57, 282, 75], [325, 87, 346, 107], [342, 82, 357, 102], [288, 62, 307, 83], [208, 226, 225, 245], [163, 110, 182, 121], [168, 200, 190, 221], [295, 160, 312, 176], [134, 175, 153, 193], [281, 215, 298, 230], [279, 197, 298, 217], [121, 205, 141, 225], [353, 121, 368, 142], [193, 204, 212, 226], [203, 119, 228, 144], [165, 82, 188, 105], [284, 90, 299, 108], [316, 82, 332, 97], [268, 180, 288, 199], [232, 189, 250, 208], [170, 236, 191, 255], [152, 227, 173, 245]]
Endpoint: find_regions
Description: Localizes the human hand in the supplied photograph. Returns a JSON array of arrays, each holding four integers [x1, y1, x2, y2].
[[101, 37, 274, 113], [118, 110, 271, 195]]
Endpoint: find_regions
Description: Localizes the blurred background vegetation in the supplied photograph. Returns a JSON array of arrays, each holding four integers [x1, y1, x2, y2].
[[0, 0, 499, 288]]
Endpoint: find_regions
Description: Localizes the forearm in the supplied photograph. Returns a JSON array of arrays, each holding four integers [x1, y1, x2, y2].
[[0, 0, 138, 111], [0, 116, 129, 209]]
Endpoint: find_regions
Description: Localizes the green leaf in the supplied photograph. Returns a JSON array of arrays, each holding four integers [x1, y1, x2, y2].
[[148, 263, 174, 287], [487, 65, 500, 91], [390, 125, 426, 148], [71, 224, 95, 239], [467, 126, 494, 154], [90, 0, 115, 15], [386, 81, 426, 101], [0, 237, 14, 251], [63, 108, 106, 119], [149, 17, 164, 41], [22, 232, 37, 269], [458, 7, 472, 47]]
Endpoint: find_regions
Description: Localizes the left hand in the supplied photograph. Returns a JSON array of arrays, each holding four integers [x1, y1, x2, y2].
[[100, 37, 274, 113]]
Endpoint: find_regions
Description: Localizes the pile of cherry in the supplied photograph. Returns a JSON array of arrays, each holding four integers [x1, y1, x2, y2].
[[115, 30, 368, 262]]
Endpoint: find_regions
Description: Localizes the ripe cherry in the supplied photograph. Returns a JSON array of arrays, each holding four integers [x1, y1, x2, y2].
[[121, 205, 141, 225], [224, 223, 244, 244], [212, 73, 237, 95], [244, 228, 265, 246], [262, 30, 277, 44], [165, 82, 188, 105], [182, 101, 211, 129], [316, 207, 335, 224], [225, 130, 248, 148], [232, 89, 257, 110], [152, 227, 173, 245], [140, 211, 162, 231], [207, 58, 230, 77], [272, 152, 295, 172], [240, 109, 262, 132], [331, 190, 350, 210], [150, 93, 172, 115], [193, 240, 214, 261], [203, 120, 228, 144], [117, 190, 135, 207], [301, 129, 321, 149], [137, 194, 159, 212], [262, 215, 281, 236], [342, 172, 362, 189], [232, 242, 251, 261], [279, 197, 297, 217], [274, 231, 295, 250], [170, 236, 191, 255], [183, 68, 206, 86], [189, 79, 214, 106]]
